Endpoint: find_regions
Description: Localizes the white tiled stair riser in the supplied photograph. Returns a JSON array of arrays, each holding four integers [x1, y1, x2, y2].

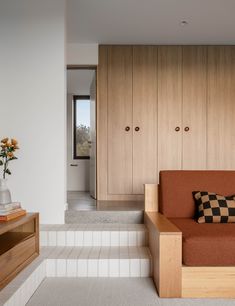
[[40, 224, 148, 247], [44, 246, 151, 278], [0, 246, 151, 306], [0, 224, 151, 306]]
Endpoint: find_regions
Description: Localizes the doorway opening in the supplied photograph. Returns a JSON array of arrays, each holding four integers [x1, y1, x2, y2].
[[66, 67, 97, 211]]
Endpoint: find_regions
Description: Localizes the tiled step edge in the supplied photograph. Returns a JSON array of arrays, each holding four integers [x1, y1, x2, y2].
[[44, 246, 151, 278], [0, 246, 152, 306], [0, 258, 46, 306], [40, 227, 148, 247], [46, 257, 151, 278]]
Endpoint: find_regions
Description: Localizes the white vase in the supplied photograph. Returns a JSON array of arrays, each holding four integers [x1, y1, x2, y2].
[[0, 179, 12, 205]]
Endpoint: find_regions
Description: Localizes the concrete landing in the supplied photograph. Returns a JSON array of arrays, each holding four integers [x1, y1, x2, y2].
[[65, 210, 144, 224]]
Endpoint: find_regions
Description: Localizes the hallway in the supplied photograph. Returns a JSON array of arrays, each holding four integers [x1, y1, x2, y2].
[[66, 191, 144, 224], [67, 191, 144, 211]]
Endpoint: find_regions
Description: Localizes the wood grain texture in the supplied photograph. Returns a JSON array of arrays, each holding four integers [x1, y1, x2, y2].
[[97, 46, 108, 200], [182, 46, 207, 170], [145, 212, 182, 298], [97, 45, 235, 201], [90, 75, 97, 199], [0, 213, 39, 290], [0, 236, 36, 288], [0, 213, 38, 235], [107, 46, 133, 194], [182, 266, 235, 298], [132, 46, 158, 194], [207, 46, 235, 170], [158, 46, 183, 173], [144, 184, 158, 212], [145, 212, 181, 234]]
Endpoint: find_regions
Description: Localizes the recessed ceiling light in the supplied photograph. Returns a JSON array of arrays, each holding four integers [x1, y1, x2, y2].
[[180, 20, 189, 26]]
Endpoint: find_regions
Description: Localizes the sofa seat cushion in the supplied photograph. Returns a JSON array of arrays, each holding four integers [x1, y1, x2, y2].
[[170, 218, 235, 266]]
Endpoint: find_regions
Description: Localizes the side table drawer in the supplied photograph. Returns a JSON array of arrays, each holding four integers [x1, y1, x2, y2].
[[0, 236, 36, 288]]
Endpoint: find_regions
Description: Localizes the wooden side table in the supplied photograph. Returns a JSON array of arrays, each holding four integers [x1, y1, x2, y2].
[[0, 213, 39, 290]]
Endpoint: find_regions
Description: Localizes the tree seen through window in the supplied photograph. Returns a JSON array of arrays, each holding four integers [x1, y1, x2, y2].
[[74, 96, 90, 159]]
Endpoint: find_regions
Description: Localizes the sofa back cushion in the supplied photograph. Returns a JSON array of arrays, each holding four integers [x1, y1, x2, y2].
[[159, 170, 235, 218]]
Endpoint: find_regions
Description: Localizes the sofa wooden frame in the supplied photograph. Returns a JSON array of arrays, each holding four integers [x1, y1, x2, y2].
[[144, 184, 235, 298]]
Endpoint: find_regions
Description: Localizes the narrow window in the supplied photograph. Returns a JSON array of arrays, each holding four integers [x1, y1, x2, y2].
[[73, 95, 90, 159]]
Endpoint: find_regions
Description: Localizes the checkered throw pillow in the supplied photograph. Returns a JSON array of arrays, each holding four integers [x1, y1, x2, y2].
[[193, 191, 235, 223]]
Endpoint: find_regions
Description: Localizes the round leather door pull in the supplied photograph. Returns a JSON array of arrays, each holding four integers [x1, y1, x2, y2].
[[184, 127, 190, 132], [135, 127, 140, 132], [175, 127, 180, 132], [125, 126, 130, 131]]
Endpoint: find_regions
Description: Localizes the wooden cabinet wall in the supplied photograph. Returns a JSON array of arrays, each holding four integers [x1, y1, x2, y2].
[[207, 46, 235, 169], [98, 45, 157, 200], [158, 46, 207, 172], [182, 46, 207, 170], [132, 46, 158, 194], [107, 46, 133, 195], [158, 46, 182, 171], [97, 45, 235, 201]]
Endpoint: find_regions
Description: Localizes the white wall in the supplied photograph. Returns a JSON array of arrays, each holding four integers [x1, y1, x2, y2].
[[0, 0, 66, 224], [67, 43, 98, 65]]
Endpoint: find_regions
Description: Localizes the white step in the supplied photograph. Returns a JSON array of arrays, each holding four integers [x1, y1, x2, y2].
[[41, 246, 152, 278], [40, 224, 148, 247]]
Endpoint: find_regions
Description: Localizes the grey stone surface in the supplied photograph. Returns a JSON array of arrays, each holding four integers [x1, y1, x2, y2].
[[27, 278, 235, 306], [65, 210, 144, 224], [67, 191, 144, 211]]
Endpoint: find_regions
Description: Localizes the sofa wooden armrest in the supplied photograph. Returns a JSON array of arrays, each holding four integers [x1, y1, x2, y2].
[[144, 211, 182, 298], [144, 184, 159, 212]]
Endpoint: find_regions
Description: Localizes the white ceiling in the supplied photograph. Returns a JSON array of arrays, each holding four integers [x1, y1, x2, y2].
[[67, 70, 95, 95], [67, 0, 235, 44]]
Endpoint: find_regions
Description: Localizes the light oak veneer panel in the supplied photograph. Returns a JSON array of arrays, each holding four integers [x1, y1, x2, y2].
[[133, 46, 158, 194], [158, 46, 182, 173], [208, 46, 235, 170], [182, 46, 207, 170], [144, 184, 158, 212], [182, 266, 235, 298], [145, 212, 182, 298], [107, 46, 133, 194], [97, 46, 108, 200]]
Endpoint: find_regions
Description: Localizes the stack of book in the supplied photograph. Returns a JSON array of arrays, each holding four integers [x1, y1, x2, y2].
[[0, 202, 26, 222]]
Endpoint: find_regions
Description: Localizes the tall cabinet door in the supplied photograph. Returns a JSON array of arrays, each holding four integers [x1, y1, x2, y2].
[[207, 46, 235, 169], [107, 46, 133, 194], [182, 46, 207, 169], [132, 46, 158, 194], [158, 46, 183, 172]]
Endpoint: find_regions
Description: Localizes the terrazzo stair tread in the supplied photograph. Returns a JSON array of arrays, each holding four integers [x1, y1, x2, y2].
[[57, 247, 74, 259], [89, 247, 100, 259], [79, 246, 93, 259], [40, 246, 57, 258], [41, 246, 151, 260], [99, 247, 109, 259], [67, 247, 83, 259], [65, 210, 144, 224], [46, 246, 66, 259]]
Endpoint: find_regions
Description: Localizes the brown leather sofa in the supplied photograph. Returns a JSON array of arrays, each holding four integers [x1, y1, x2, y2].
[[144, 170, 235, 298]]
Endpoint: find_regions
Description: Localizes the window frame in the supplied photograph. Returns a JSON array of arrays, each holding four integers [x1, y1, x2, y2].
[[73, 95, 91, 160]]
